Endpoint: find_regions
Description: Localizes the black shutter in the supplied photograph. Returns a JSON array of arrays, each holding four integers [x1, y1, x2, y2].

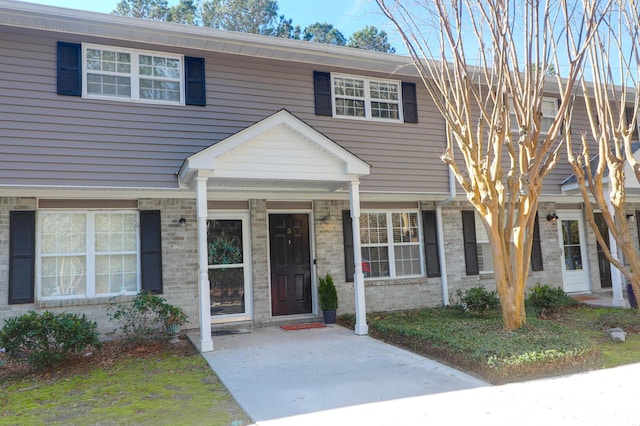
[[402, 82, 418, 123], [140, 210, 163, 294], [9, 211, 35, 304], [342, 210, 355, 282], [57, 42, 81, 96], [531, 213, 544, 271], [185, 56, 206, 106], [636, 211, 640, 246], [461, 211, 479, 275], [314, 71, 332, 116], [422, 210, 441, 277]]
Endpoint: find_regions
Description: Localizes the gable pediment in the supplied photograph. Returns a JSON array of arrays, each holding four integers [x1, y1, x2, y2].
[[179, 110, 370, 191]]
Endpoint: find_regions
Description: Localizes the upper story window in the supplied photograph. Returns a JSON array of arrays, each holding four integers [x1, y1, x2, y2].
[[313, 71, 418, 123], [83, 44, 184, 105], [510, 97, 558, 135], [332, 74, 403, 122], [360, 211, 422, 279]]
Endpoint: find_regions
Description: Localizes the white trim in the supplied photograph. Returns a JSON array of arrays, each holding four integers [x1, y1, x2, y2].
[[208, 211, 253, 324], [36, 210, 140, 301], [196, 177, 213, 352], [331, 73, 404, 123], [360, 210, 424, 280], [82, 43, 185, 106], [509, 96, 558, 135], [557, 210, 591, 293], [179, 110, 370, 186]]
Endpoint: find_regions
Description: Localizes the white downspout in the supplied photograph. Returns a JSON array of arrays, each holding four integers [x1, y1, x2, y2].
[[436, 167, 456, 306]]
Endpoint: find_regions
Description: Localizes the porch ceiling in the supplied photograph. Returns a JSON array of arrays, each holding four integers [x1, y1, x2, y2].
[[178, 109, 370, 192]]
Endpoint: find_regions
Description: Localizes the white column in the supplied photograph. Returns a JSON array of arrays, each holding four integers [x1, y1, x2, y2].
[[606, 183, 625, 306], [349, 181, 368, 335], [196, 176, 214, 352]]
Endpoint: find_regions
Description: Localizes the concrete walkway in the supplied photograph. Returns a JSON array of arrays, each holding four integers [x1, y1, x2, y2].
[[200, 325, 639, 426]]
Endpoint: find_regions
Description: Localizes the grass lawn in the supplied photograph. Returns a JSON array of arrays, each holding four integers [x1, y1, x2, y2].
[[338, 304, 640, 384], [0, 339, 251, 426]]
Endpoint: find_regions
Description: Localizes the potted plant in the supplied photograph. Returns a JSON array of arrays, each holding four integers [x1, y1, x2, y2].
[[159, 303, 188, 344], [318, 273, 338, 324]]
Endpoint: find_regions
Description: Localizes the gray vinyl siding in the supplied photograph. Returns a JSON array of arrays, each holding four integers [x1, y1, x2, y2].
[[540, 99, 593, 195], [0, 27, 449, 193]]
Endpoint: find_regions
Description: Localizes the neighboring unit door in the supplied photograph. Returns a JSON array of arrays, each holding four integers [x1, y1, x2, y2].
[[269, 214, 312, 316], [558, 211, 590, 293], [594, 212, 612, 289]]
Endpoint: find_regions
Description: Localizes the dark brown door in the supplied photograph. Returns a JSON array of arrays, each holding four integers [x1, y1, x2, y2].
[[594, 212, 612, 288], [269, 214, 312, 316]]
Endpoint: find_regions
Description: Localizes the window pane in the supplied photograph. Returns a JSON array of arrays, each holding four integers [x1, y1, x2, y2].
[[394, 245, 421, 276], [210, 267, 245, 316], [335, 98, 365, 117], [371, 102, 399, 119], [207, 220, 243, 265], [87, 74, 131, 97], [41, 256, 86, 297], [96, 254, 137, 294], [362, 246, 389, 278], [392, 213, 418, 243], [477, 242, 493, 272]]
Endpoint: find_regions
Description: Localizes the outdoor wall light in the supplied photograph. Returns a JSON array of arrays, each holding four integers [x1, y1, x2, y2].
[[626, 214, 635, 222], [546, 212, 559, 222], [320, 214, 337, 224], [179, 217, 187, 226]]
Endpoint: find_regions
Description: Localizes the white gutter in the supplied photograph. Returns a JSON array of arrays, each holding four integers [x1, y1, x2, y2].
[[436, 166, 456, 306]]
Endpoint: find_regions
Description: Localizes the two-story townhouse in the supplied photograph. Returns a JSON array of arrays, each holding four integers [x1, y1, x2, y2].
[[0, 0, 635, 351]]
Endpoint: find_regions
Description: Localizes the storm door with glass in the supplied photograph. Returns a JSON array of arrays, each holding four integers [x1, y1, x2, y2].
[[207, 213, 251, 321], [558, 211, 589, 293]]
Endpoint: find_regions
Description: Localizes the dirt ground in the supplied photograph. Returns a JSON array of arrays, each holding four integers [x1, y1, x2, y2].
[[0, 337, 198, 383]]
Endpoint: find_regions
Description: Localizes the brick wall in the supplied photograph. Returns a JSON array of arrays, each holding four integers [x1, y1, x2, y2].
[[0, 197, 200, 336]]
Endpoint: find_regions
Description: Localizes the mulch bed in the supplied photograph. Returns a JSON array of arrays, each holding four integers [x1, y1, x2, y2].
[[0, 337, 198, 384]]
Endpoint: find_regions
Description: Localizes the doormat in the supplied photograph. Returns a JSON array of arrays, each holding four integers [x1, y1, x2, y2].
[[280, 322, 326, 331], [572, 295, 597, 301]]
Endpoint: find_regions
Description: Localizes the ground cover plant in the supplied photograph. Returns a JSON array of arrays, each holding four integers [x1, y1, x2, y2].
[[0, 338, 250, 425], [338, 303, 640, 384]]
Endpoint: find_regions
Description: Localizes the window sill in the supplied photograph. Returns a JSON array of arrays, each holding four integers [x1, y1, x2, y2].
[[37, 294, 136, 309], [364, 276, 429, 287]]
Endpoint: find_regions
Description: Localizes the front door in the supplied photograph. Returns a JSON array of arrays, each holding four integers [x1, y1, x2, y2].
[[269, 214, 312, 316], [594, 212, 612, 288], [558, 211, 590, 293]]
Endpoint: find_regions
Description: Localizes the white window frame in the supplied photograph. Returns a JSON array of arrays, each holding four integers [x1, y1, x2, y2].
[[510, 96, 558, 135], [82, 43, 185, 105], [474, 212, 494, 274], [360, 210, 423, 279], [331, 73, 403, 122], [36, 210, 141, 301]]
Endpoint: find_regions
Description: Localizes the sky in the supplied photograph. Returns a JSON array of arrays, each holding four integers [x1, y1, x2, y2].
[[17, 0, 407, 52]]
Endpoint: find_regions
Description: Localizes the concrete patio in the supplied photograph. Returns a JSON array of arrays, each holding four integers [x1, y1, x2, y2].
[[198, 324, 639, 426]]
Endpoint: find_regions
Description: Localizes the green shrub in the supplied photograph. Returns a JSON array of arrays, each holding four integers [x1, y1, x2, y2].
[[526, 283, 577, 314], [0, 310, 101, 370], [107, 291, 187, 344], [455, 286, 500, 313], [318, 274, 338, 311]]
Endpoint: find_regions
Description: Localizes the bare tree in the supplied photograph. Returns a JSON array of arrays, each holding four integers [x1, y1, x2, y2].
[[377, 0, 603, 329], [567, 0, 640, 309]]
